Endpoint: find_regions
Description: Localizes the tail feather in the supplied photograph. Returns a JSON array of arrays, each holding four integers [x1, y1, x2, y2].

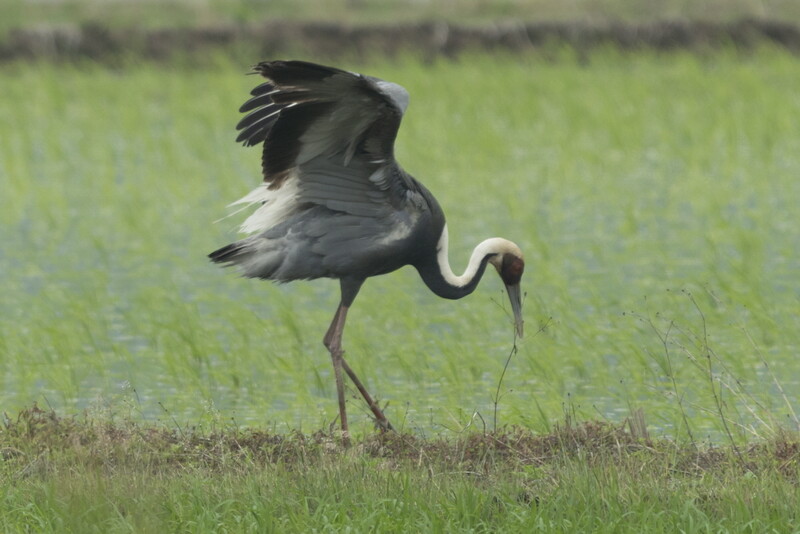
[[208, 241, 250, 265], [209, 236, 286, 280]]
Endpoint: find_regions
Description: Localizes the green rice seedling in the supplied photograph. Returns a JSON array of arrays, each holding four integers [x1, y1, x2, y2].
[[1, 51, 799, 439]]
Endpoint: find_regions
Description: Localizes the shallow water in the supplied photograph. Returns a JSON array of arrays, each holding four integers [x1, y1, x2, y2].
[[2, 54, 799, 441]]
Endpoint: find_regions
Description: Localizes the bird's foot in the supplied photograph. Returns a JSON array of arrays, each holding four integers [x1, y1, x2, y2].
[[375, 417, 394, 433], [368, 399, 394, 432]]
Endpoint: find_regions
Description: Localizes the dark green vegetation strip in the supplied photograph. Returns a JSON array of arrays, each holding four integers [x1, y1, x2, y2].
[[2, 406, 799, 531], [5, 0, 800, 34], [3, 19, 800, 63]]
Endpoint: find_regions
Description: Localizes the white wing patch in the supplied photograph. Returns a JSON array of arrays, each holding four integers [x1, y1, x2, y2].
[[231, 171, 301, 234]]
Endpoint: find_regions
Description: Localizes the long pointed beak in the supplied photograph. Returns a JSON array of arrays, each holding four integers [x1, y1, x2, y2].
[[505, 283, 524, 338]]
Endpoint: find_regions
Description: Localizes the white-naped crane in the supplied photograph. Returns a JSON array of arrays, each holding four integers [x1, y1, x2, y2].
[[210, 60, 525, 438]]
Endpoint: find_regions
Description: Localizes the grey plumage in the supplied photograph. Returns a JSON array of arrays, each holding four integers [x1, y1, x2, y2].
[[211, 61, 437, 286], [210, 60, 525, 437]]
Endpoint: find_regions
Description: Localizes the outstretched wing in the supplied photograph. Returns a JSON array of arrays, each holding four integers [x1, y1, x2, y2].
[[213, 61, 432, 281], [239, 60, 409, 183], [232, 60, 416, 234]]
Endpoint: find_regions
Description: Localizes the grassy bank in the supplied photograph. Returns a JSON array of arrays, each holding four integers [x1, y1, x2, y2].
[[4, 0, 800, 64], [1, 406, 798, 532], [4, 0, 800, 36], [4, 18, 800, 65]]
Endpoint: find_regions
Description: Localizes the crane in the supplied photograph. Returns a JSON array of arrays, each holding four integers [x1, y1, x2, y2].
[[210, 60, 525, 438]]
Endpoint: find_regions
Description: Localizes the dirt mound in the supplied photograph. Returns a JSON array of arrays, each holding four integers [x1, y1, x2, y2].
[[2, 18, 799, 63], [4, 405, 799, 478]]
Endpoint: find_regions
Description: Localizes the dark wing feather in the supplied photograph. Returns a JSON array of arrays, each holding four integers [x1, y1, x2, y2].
[[259, 101, 336, 187], [235, 60, 409, 195], [239, 93, 276, 114], [235, 107, 281, 144], [249, 81, 276, 96]]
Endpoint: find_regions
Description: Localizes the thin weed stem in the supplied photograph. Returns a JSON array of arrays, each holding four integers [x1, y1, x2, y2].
[[685, 291, 746, 468], [492, 317, 551, 431], [741, 324, 800, 431]]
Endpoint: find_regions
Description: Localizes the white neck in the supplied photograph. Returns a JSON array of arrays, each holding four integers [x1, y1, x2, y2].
[[435, 225, 516, 288]]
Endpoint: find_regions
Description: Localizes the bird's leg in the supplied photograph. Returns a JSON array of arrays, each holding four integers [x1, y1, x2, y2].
[[323, 302, 394, 433], [340, 359, 394, 432], [324, 304, 350, 443]]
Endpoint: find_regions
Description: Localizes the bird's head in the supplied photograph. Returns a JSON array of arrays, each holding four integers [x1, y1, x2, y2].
[[487, 240, 525, 337]]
